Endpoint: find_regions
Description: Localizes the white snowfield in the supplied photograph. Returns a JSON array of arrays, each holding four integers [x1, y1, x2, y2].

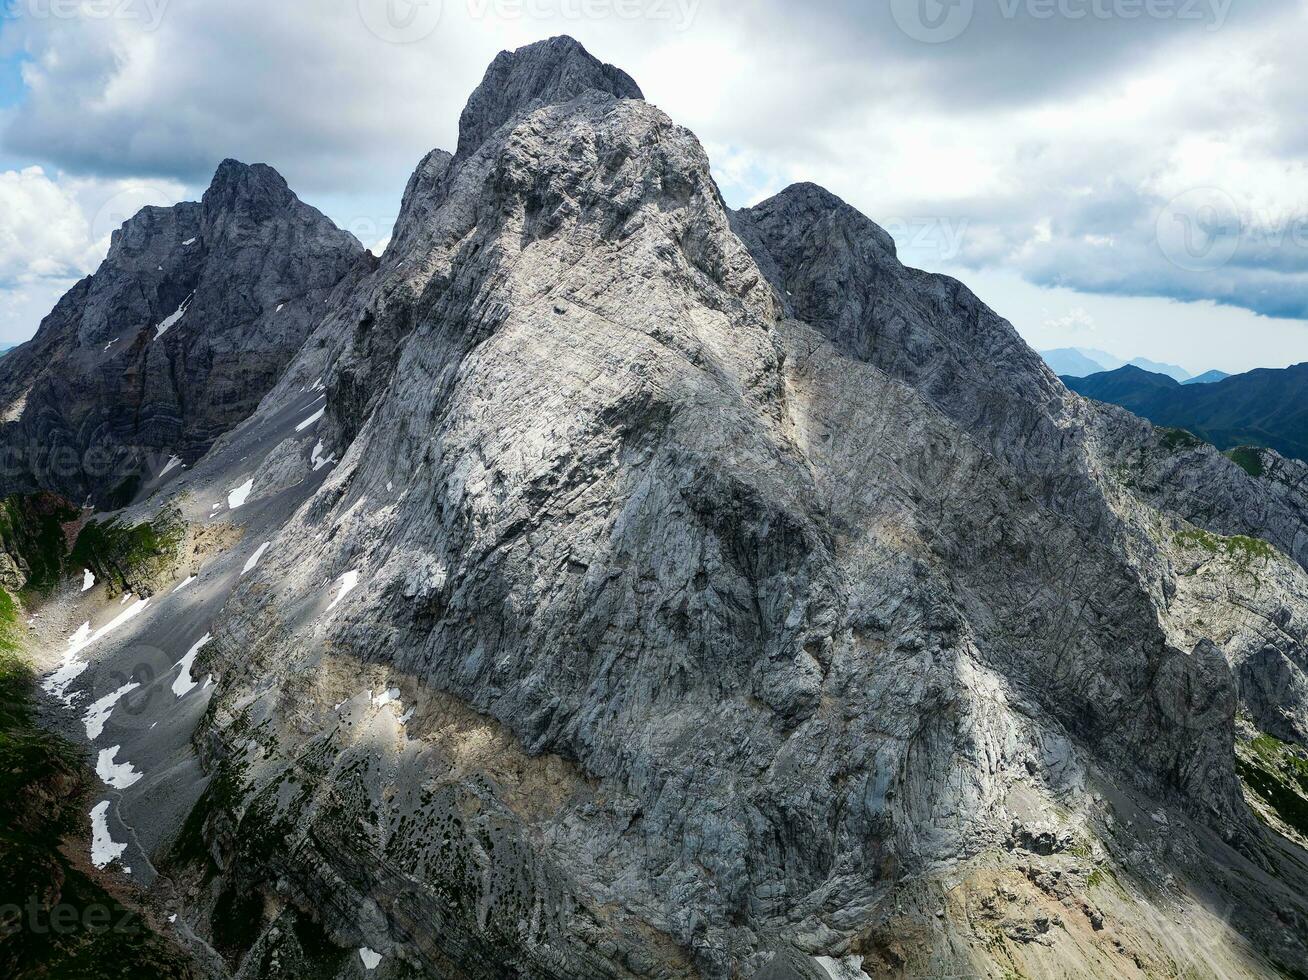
[[96, 745, 144, 789], [310, 439, 335, 471], [83, 680, 141, 739], [327, 570, 359, 610], [154, 293, 194, 339], [89, 801, 126, 869], [41, 599, 151, 706], [173, 633, 214, 697], [242, 542, 271, 575], [359, 948, 382, 970], [82, 568, 95, 591], [227, 478, 254, 508], [295, 406, 325, 432]]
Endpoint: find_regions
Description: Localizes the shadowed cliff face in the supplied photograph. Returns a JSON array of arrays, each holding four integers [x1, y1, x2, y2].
[[0, 160, 367, 507], [18, 35, 1308, 980]]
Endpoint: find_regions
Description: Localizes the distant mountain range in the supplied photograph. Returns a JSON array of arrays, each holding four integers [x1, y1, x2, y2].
[[1039, 346, 1223, 383], [1064, 363, 1308, 461], [1184, 369, 1232, 385]]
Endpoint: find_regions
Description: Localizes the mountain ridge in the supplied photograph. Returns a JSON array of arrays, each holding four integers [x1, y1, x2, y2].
[[7, 35, 1308, 980], [1066, 362, 1308, 462]]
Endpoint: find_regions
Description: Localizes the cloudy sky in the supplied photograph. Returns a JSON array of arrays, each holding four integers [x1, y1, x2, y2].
[[1, 0, 1306, 373]]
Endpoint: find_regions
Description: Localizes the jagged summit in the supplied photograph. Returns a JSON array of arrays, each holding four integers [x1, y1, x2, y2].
[[0, 157, 364, 503], [201, 158, 296, 219], [12, 35, 1308, 980], [455, 35, 643, 158]]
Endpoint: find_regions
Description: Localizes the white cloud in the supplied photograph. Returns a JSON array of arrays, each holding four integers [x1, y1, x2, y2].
[[0, 166, 95, 285], [0, 0, 1305, 345], [0, 165, 186, 343], [1043, 306, 1095, 335]]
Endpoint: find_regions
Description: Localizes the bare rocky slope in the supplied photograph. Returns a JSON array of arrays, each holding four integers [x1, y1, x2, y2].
[[11, 34, 1308, 980]]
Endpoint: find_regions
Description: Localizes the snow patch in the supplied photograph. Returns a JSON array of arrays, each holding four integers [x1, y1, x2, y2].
[[83, 680, 140, 739], [815, 956, 872, 980], [310, 440, 335, 471], [242, 542, 271, 575], [359, 948, 382, 970], [103, 337, 118, 352], [90, 801, 126, 868], [159, 455, 183, 478], [373, 687, 401, 708], [173, 633, 213, 697], [154, 293, 193, 339], [96, 745, 144, 789], [227, 478, 253, 508], [42, 600, 151, 706], [81, 568, 95, 591], [295, 406, 325, 432], [182, 237, 196, 246], [327, 570, 359, 610], [173, 575, 197, 593]]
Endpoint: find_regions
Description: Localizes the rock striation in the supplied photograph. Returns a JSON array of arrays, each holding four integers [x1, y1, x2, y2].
[[19, 35, 1308, 980]]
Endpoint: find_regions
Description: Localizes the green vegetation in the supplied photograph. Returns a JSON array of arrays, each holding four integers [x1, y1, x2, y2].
[[1225, 446, 1265, 478], [1174, 527, 1276, 573], [1160, 427, 1203, 451], [0, 493, 80, 597], [70, 508, 184, 597], [1237, 733, 1308, 842], [0, 586, 196, 978]]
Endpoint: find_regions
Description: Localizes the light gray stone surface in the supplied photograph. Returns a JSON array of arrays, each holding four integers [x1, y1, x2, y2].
[[22, 35, 1308, 980]]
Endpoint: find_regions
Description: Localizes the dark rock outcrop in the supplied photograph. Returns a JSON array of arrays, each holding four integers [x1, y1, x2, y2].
[[0, 160, 366, 506]]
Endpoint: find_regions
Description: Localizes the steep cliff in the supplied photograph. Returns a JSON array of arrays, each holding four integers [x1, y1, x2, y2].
[[22, 36, 1308, 980]]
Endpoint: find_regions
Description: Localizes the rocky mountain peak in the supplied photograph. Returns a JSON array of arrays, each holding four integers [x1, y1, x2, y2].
[[11, 36, 1308, 980], [455, 35, 643, 159], [201, 158, 295, 217]]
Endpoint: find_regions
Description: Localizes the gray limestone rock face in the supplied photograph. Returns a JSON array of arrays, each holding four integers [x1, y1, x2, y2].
[[22, 35, 1308, 980], [0, 159, 366, 505], [140, 38, 1308, 980], [455, 34, 643, 160]]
